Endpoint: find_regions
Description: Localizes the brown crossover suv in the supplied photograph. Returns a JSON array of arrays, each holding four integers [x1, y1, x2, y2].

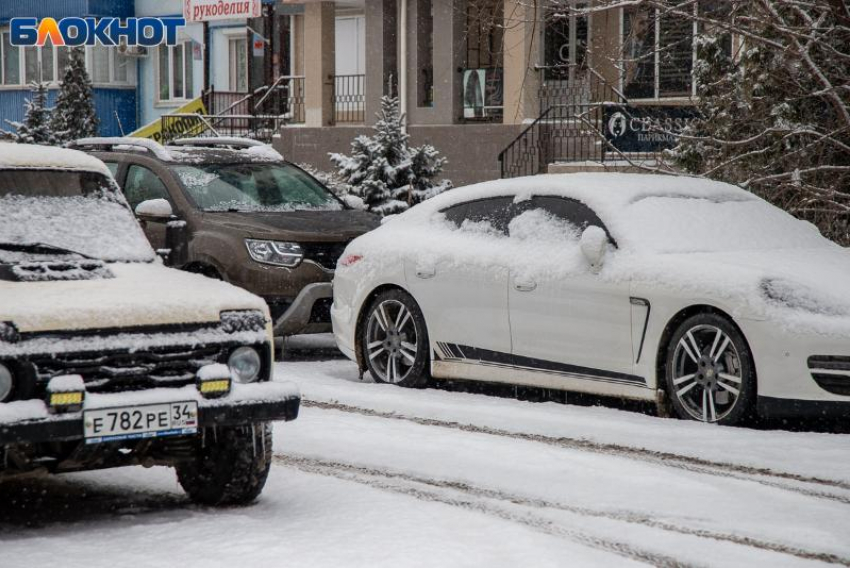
[[71, 137, 379, 340]]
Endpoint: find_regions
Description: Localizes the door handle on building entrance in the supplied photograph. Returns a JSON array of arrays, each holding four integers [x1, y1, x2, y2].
[[514, 279, 537, 292]]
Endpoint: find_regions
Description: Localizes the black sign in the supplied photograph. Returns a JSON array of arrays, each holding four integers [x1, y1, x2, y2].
[[603, 105, 698, 153]]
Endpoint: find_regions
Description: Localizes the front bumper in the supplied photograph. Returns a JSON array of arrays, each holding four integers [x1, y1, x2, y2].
[[271, 282, 334, 336], [0, 382, 300, 446], [739, 317, 850, 417]]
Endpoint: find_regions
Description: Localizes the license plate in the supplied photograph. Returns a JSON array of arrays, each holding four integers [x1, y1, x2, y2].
[[84, 401, 198, 444]]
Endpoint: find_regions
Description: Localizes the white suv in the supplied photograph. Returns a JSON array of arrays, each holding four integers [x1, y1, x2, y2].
[[0, 143, 299, 506]]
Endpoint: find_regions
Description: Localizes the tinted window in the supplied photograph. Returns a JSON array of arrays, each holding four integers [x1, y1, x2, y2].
[[531, 196, 615, 244], [0, 170, 112, 198], [124, 165, 171, 211], [442, 202, 468, 227], [103, 161, 119, 177], [441, 197, 515, 235]]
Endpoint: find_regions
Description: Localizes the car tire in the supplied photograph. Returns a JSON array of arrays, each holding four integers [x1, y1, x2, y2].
[[664, 312, 756, 426], [360, 289, 430, 388], [176, 422, 273, 506]]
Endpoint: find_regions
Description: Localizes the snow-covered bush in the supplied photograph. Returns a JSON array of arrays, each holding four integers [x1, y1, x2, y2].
[[329, 96, 452, 216], [3, 82, 56, 145], [51, 47, 98, 143], [661, 0, 850, 245]]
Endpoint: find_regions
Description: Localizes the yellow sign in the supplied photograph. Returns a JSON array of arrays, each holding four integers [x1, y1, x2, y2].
[[130, 97, 208, 143]]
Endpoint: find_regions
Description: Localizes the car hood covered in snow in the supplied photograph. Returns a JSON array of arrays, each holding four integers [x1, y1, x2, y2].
[[0, 262, 268, 333]]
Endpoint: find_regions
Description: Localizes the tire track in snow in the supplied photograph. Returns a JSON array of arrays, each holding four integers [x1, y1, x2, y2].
[[276, 454, 850, 568], [301, 399, 850, 505], [276, 454, 697, 568]]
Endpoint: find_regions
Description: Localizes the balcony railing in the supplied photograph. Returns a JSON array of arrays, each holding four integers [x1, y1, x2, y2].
[[332, 74, 365, 124]]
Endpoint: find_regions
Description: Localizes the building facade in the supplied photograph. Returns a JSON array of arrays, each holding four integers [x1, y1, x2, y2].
[[273, 0, 710, 185], [0, 0, 138, 136], [1, 1, 705, 185]]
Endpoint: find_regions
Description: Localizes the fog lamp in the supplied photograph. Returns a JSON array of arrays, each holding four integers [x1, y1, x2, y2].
[[47, 375, 86, 414], [197, 364, 233, 399]]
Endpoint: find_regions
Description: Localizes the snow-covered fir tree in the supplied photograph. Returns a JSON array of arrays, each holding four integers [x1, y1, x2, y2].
[[329, 96, 451, 215], [50, 47, 98, 143], [3, 81, 56, 145]]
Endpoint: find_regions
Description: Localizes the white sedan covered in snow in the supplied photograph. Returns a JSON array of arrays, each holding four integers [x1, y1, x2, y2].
[[332, 173, 850, 425]]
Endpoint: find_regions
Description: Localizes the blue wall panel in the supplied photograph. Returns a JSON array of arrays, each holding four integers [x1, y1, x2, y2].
[[94, 88, 137, 135], [0, 87, 135, 137]]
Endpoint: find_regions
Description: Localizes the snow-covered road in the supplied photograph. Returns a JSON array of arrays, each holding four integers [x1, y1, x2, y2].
[[1, 356, 848, 567]]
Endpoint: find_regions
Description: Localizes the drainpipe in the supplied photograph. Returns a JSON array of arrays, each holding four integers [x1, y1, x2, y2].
[[399, 0, 408, 131]]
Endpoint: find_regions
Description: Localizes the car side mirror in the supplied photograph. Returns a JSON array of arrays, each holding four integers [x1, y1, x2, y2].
[[580, 226, 608, 271], [135, 198, 173, 220]]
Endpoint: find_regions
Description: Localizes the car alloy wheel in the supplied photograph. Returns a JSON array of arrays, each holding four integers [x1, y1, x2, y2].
[[365, 299, 419, 383], [670, 323, 744, 423], [361, 289, 430, 388]]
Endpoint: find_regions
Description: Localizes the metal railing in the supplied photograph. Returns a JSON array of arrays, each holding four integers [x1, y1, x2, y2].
[[204, 76, 305, 123], [160, 114, 287, 144], [332, 74, 365, 124], [498, 75, 618, 178]]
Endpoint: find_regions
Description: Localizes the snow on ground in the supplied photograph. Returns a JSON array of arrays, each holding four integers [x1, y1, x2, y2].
[[0, 357, 848, 567]]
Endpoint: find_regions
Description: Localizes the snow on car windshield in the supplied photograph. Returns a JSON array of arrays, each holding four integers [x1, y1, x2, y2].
[[0, 170, 155, 263], [619, 195, 830, 253], [174, 163, 343, 212]]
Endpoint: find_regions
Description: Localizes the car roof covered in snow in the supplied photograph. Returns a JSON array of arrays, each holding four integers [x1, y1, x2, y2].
[[408, 173, 756, 218], [0, 142, 112, 177]]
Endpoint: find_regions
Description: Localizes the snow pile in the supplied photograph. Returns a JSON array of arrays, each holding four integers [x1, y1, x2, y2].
[[244, 144, 284, 161], [197, 363, 233, 381], [10, 261, 114, 282], [47, 374, 85, 393], [0, 142, 111, 176], [0, 263, 267, 334], [0, 195, 155, 263]]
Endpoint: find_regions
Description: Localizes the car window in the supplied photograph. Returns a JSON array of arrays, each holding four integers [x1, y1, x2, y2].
[[508, 208, 581, 243], [531, 196, 615, 245], [441, 197, 515, 235], [172, 163, 343, 212], [102, 161, 119, 178], [442, 202, 468, 227], [124, 165, 171, 211]]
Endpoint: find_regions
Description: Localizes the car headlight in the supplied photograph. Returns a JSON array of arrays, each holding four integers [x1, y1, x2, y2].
[[228, 346, 262, 383], [245, 239, 303, 268], [0, 363, 13, 402]]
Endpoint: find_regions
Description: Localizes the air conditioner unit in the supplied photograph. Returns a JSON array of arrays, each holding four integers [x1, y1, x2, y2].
[[118, 42, 148, 57]]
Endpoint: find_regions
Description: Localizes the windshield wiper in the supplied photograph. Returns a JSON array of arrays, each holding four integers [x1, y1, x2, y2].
[[0, 242, 97, 260]]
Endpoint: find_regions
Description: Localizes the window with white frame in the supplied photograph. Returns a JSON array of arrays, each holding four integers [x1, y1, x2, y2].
[[0, 28, 133, 87], [1, 30, 21, 85], [622, 4, 696, 99], [228, 37, 248, 92], [158, 42, 194, 102]]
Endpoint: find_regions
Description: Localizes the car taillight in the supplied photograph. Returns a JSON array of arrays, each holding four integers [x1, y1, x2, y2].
[[340, 254, 363, 267]]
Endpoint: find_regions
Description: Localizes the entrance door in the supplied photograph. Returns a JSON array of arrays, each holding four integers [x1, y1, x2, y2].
[[542, 2, 590, 102]]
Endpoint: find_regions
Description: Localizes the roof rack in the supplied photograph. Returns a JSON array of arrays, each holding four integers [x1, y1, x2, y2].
[[68, 137, 173, 161], [171, 137, 267, 149]]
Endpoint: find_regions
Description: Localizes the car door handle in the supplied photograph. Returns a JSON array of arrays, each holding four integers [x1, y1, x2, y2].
[[514, 279, 537, 292], [416, 267, 436, 279]]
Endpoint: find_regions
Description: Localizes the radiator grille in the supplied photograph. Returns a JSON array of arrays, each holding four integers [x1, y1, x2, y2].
[[30, 344, 226, 392]]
